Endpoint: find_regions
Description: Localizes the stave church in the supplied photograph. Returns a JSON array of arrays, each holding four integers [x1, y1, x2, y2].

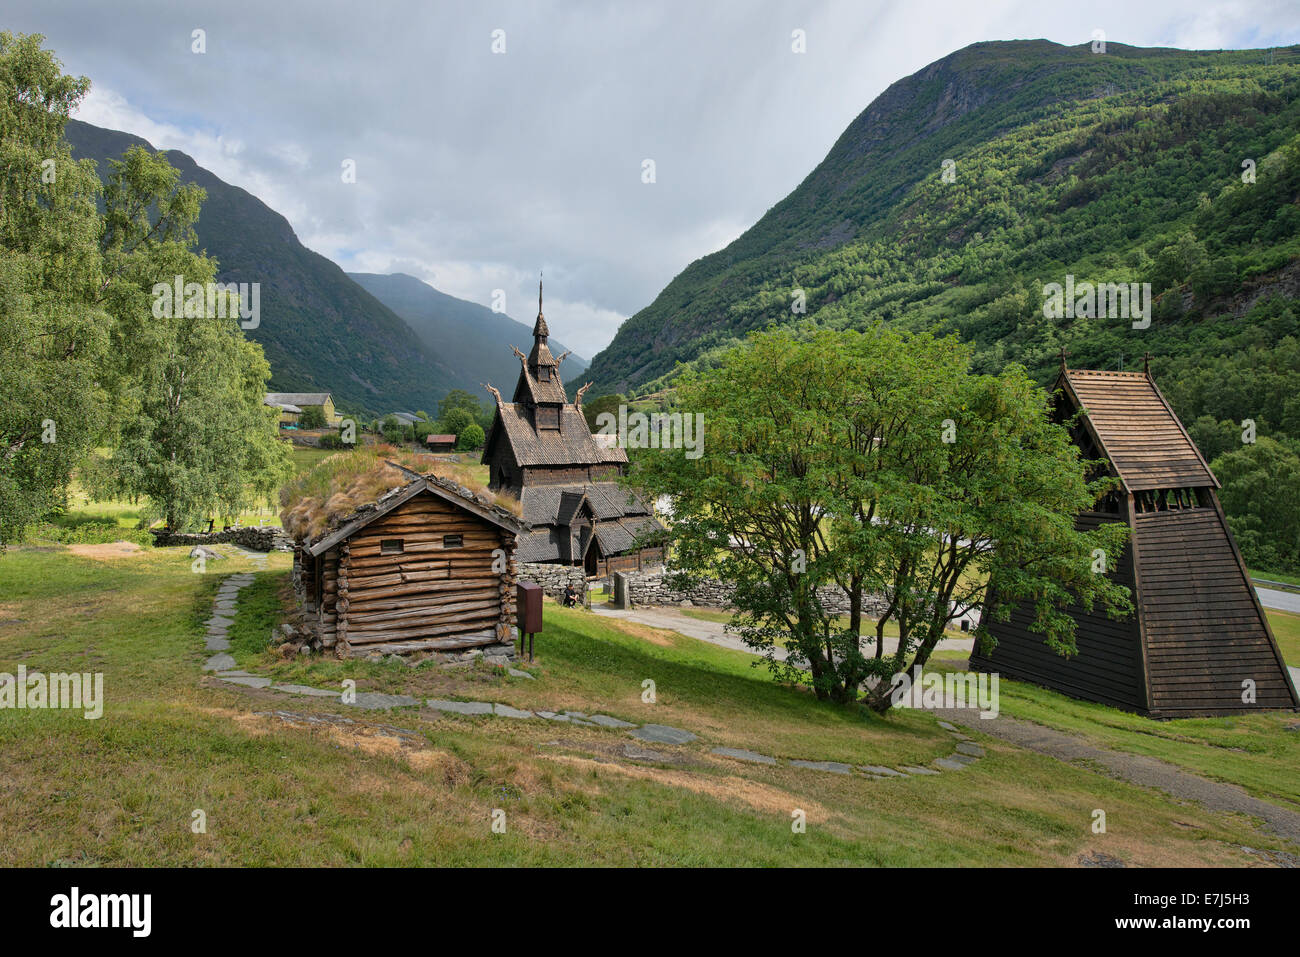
[[480, 282, 666, 576]]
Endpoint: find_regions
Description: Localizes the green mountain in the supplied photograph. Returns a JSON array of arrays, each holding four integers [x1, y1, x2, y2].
[[581, 39, 1300, 447], [348, 271, 588, 399], [65, 119, 459, 418]]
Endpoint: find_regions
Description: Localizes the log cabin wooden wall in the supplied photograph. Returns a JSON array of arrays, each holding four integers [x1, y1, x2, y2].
[[320, 490, 517, 656]]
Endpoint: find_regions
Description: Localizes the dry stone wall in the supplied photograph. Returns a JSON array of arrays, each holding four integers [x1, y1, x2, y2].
[[518, 562, 588, 601], [623, 566, 891, 617], [150, 526, 293, 552]]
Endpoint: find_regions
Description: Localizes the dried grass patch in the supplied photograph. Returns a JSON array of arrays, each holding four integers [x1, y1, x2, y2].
[[66, 541, 142, 559], [543, 754, 828, 822], [608, 619, 679, 647]]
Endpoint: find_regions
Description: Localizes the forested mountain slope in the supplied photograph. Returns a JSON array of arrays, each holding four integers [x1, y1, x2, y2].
[[349, 271, 587, 400], [583, 40, 1300, 444]]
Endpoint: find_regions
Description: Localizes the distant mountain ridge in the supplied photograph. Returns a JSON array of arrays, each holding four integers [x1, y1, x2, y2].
[[65, 119, 459, 417], [348, 271, 588, 400]]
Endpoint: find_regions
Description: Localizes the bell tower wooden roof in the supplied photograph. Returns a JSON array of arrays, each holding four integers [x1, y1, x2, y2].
[[1057, 367, 1218, 492]]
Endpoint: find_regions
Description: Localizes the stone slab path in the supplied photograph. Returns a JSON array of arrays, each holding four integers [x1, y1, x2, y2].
[[200, 574, 983, 782], [934, 707, 1300, 846]]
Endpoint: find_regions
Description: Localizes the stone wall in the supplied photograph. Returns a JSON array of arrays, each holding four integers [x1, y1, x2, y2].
[[150, 526, 293, 552], [518, 561, 588, 601], [623, 566, 891, 617]]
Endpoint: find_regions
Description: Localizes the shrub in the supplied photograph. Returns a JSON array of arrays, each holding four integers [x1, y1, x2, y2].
[[457, 423, 485, 450]]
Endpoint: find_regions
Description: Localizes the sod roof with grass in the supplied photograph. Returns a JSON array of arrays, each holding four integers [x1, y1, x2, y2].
[[279, 445, 524, 546]]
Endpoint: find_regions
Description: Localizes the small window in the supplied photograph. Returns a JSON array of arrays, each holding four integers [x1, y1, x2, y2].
[[443, 534, 463, 549], [380, 539, 404, 555], [539, 367, 551, 381]]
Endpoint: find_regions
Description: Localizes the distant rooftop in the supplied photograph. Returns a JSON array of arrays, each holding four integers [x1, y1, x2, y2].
[[266, 392, 332, 406]]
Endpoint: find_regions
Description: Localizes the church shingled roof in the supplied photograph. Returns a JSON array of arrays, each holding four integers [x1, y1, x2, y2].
[[490, 402, 628, 467]]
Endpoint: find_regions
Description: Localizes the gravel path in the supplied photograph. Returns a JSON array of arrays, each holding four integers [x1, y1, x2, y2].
[[934, 707, 1300, 846]]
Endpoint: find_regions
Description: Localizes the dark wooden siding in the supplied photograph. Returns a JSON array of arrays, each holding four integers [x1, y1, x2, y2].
[[334, 490, 512, 649], [522, 464, 623, 486], [592, 546, 667, 577], [1135, 508, 1297, 715], [971, 513, 1147, 712]]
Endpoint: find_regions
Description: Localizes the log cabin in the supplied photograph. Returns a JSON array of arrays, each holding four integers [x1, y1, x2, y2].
[[290, 468, 526, 658], [969, 360, 1299, 717], [480, 279, 667, 576]]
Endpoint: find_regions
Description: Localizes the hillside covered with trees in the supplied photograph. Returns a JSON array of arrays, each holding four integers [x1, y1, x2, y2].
[[582, 39, 1300, 573], [349, 271, 587, 401]]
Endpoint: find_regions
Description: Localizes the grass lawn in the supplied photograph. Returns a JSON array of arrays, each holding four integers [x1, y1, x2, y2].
[[288, 444, 340, 475], [1269, 609, 1300, 665], [0, 540, 1295, 866], [919, 609, 1300, 811], [949, 662, 1300, 810]]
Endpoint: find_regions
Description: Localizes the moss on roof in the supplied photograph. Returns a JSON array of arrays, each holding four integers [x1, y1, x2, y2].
[[279, 444, 521, 544]]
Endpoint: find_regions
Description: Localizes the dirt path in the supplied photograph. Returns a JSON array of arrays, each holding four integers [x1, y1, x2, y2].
[[935, 708, 1300, 846]]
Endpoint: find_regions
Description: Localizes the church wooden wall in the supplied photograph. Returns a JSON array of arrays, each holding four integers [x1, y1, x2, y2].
[[521, 464, 624, 487]]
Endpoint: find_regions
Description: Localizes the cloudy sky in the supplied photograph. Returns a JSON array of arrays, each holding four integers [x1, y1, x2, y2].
[[8, 0, 1299, 352]]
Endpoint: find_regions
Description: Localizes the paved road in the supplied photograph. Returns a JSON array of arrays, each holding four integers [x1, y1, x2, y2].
[[1257, 586, 1300, 614], [589, 604, 974, 660]]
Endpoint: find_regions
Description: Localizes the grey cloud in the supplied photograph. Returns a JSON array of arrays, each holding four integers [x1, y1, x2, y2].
[[8, 0, 1299, 350]]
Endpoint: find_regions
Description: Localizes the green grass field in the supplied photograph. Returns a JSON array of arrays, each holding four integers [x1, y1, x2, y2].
[[1251, 568, 1300, 589], [0, 534, 1296, 866], [1269, 609, 1300, 665]]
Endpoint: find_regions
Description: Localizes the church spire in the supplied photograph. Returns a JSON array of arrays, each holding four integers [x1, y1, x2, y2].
[[532, 273, 549, 340]]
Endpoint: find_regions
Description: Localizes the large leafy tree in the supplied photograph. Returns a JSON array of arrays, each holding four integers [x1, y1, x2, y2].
[[438, 389, 491, 431], [0, 32, 107, 546], [633, 326, 1130, 710], [2, 33, 291, 539], [98, 146, 290, 529]]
